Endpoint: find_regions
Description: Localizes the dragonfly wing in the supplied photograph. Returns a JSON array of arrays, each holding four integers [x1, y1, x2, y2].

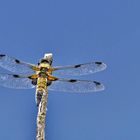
[[48, 78, 105, 93], [0, 73, 35, 89], [0, 54, 37, 75], [53, 62, 107, 76]]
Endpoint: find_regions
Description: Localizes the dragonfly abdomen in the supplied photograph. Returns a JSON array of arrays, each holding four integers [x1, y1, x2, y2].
[[36, 77, 47, 107], [37, 77, 47, 91]]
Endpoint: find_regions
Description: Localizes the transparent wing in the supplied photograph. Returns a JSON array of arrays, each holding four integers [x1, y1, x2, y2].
[[0, 54, 37, 75], [53, 62, 107, 76], [0, 73, 35, 89], [48, 78, 105, 93]]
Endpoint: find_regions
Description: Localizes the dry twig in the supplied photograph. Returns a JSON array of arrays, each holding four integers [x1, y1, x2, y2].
[[36, 89, 48, 140]]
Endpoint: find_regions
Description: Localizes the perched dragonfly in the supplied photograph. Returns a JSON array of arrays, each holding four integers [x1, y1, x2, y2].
[[0, 53, 107, 107]]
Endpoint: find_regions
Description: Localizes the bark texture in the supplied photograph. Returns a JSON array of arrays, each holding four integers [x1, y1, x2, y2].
[[36, 90, 48, 140]]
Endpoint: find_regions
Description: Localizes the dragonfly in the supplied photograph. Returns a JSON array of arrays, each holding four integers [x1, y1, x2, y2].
[[0, 53, 107, 107]]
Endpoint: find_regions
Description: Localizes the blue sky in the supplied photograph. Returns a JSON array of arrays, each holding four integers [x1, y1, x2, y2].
[[0, 0, 140, 139]]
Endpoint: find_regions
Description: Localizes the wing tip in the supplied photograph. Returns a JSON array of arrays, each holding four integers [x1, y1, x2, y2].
[[94, 61, 107, 72], [101, 62, 107, 68], [97, 84, 105, 91], [93, 81, 105, 92], [103, 62, 107, 69]]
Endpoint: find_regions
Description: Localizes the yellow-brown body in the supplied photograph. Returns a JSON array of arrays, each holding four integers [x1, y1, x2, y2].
[[35, 59, 57, 107], [35, 62, 50, 107], [36, 77, 47, 93]]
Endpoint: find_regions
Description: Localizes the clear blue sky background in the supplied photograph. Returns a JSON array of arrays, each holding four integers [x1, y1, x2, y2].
[[0, 0, 140, 140]]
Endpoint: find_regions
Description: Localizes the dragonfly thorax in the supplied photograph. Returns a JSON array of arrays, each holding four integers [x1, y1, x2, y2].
[[39, 62, 50, 68], [38, 71, 48, 78]]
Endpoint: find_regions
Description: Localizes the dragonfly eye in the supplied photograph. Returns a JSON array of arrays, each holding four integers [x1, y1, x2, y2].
[[39, 58, 53, 65], [40, 59, 49, 63]]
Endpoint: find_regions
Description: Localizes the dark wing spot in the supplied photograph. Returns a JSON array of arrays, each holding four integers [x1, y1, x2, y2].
[[47, 81, 52, 86], [28, 76, 33, 79], [75, 64, 81, 68], [15, 59, 20, 63], [94, 81, 101, 86], [32, 79, 37, 85], [95, 62, 102, 65], [0, 54, 6, 58], [69, 79, 77, 83], [13, 74, 20, 78]]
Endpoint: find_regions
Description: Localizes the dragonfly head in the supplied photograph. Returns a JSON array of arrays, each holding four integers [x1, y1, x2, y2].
[[38, 53, 53, 65], [44, 53, 53, 65]]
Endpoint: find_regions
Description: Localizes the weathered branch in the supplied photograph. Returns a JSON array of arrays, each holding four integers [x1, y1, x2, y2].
[[36, 89, 48, 140]]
